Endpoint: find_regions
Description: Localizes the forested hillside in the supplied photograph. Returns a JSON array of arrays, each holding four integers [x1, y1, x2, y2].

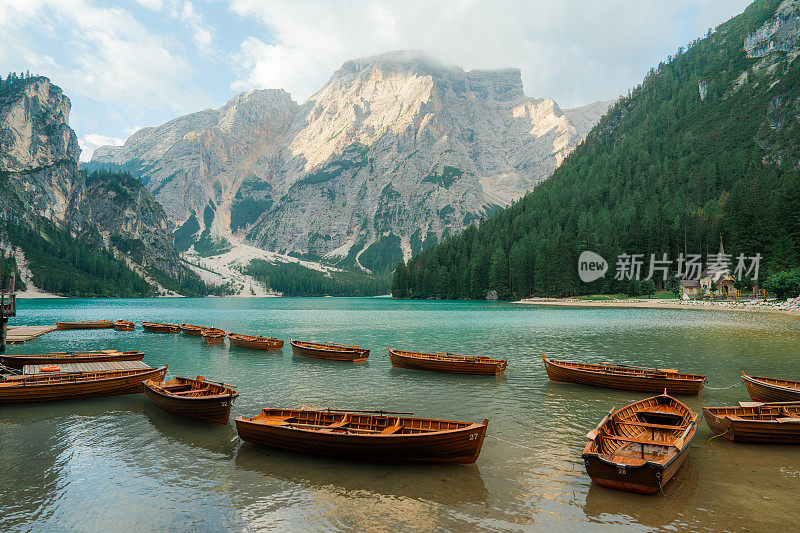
[[394, 0, 800, 299]]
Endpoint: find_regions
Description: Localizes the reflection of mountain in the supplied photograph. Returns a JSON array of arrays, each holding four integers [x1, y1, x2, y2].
[[233, 444, 487, 506]]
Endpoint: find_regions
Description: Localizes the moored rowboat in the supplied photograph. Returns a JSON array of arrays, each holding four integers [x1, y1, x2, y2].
[[144, 376, 238, 424], [0, 365, 167, 403], [180, 324, 204, 336], [290, 339, 369, 362], [583, 393, 698, 494], [388, 347, 506, 375], [114, 320, 135, 331], [542, 355, 705, 395], [0, 350, 145, 370], [235, 408, 488, 463], [56, 320, 115, 330], [142, 322, 181, 333], [228, 333, 283, 351], [742, 372, 800, 402], [703, 403, 800, 443], [201, 328, 226, 344]]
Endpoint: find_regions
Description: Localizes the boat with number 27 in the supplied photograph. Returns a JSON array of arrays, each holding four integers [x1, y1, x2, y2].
[[236, 408, 488, 463]]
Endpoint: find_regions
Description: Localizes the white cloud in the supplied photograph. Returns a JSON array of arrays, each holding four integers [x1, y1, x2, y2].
[[228, 0, 752, 106], [1, 0, 210, 113], [179, 1, 215, 49], [133, 0, 164, 10], [78, 133, 125, 162]]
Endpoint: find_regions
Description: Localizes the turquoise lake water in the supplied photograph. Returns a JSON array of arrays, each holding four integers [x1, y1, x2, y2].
[[2, 298, 799, 531]]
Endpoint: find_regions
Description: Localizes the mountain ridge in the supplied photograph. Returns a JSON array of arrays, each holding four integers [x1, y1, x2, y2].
[[92, 50, 614, 272]]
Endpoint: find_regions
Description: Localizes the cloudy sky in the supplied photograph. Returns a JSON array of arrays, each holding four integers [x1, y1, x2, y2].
[[1, 0, 752, 161]]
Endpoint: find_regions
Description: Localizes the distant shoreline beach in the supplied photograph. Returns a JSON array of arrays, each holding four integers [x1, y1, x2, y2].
[[513, 297, 800, 316]]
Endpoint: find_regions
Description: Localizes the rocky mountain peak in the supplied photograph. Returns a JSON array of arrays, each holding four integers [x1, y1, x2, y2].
[[0, 77, 80, 172], [90, 51, 615, 273]]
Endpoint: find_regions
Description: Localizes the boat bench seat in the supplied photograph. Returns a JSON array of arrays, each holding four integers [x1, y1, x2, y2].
[[616, 420, 686, 431], [326, 416, 350, 429], [381, 425, 403, 435], [172, 387, 212, 396], [603, 434, 675, 447]]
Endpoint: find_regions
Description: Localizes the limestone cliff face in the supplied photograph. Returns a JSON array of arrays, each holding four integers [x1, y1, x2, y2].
[[0, 78, 81, 226], [0, 77, 181, 277], [93, 51, 614, 271]]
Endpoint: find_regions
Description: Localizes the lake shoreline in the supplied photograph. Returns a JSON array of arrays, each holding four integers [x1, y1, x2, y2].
[[513, 297, 800, 316]]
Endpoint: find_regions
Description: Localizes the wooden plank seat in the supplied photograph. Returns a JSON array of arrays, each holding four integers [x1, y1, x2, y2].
[[171, 387, 212, 396], [327, 416, 349, 429], [381, 423, 403, 434], [601, 433, 677, 447], [615, 420, 686, 431]]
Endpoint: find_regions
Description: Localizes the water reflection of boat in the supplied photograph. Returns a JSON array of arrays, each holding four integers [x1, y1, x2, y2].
[[233, 444, 488, 505], [582, 458, 699, 528]]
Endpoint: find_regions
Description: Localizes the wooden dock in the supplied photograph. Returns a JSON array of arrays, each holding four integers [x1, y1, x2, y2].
[[24, 360, 151, 375], [7, 325, 58, 344]]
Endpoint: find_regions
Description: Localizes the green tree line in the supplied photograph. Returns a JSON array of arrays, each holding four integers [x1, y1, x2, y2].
[[394, 0, 800, 300]]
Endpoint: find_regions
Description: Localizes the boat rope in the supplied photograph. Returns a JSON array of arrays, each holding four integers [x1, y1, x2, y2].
[[0, 363, 21, 375], [707, 425, 732, 443], [703, 379, 743, 391], [486, 434, 537, 451]]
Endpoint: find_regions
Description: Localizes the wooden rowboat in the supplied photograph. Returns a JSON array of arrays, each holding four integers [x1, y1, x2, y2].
[[228, 333, 284, 351], [180, 324, 204, 336], [144, 376, 238, 424], [742, 372, 800, 402], [583, 393, 698, 494], [201, 328, 226, 344], [542, 355, 705, 395], [0, 365, 167, 403], [388, 347, 506, 375], [0, 350, 144, 370], [56, 320, 115, 330], [235, 408, 488, 463], [703, 403, 800, 443], [290, 339, 369, 362], [114, 320, 135, 331], [142, 322, 181, 333]]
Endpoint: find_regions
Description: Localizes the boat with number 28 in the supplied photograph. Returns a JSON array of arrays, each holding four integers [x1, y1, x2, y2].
[[583, 392, 698, 494]]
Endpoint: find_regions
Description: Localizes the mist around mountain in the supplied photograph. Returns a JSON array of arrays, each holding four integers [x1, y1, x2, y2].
[[394, 0, 800, 300]]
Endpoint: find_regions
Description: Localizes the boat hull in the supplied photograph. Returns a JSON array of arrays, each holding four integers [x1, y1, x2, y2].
[[291, 340, 369, 362], [56, 321, 115, 330], [0, 366, 167, 403], [582, 446, 691, 494], [180, 325, 203, 336], [144, 383, 237, 425], [389, 349, 505, 375], [114, 321, 135, 331], [142, 323, 180, 333], [743, 375, 800, 402], [543, 357, 704, 395], [236, 416, 487, 463], [229, 335, 283, 351], [0, 351, 145, 370], [703, 407, 800, 443]]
